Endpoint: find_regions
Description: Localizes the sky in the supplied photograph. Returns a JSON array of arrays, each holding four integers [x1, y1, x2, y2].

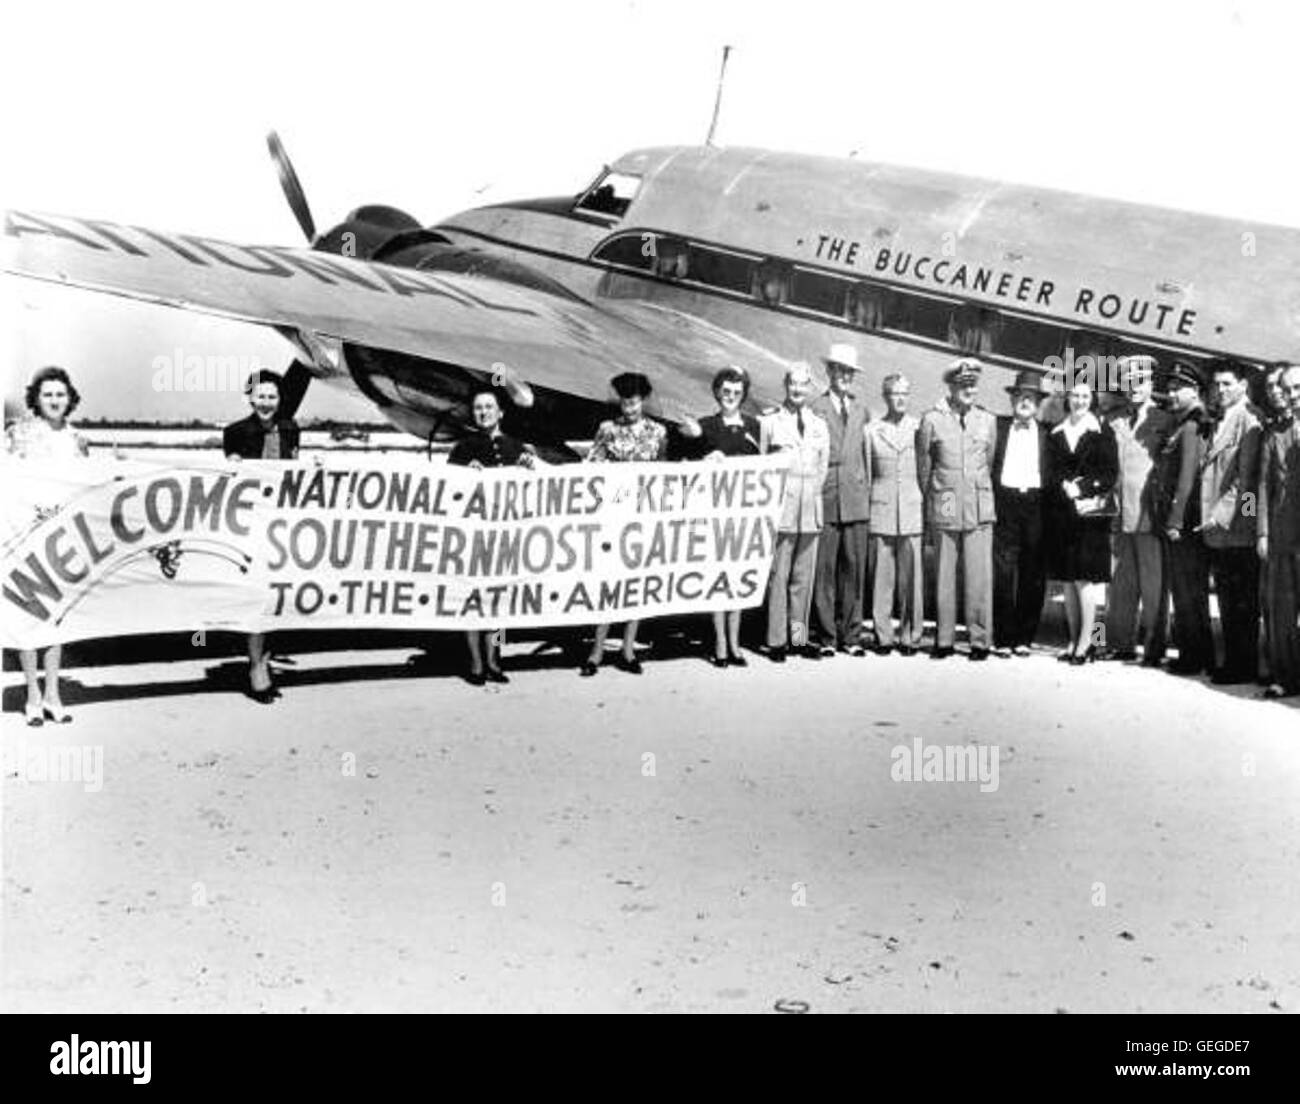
[[4, 0, 1298, 423]]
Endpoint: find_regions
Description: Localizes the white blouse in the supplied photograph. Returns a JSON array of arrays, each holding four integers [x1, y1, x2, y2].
[[5, 417, 90, 460], [1054, 412, 1100, 452]]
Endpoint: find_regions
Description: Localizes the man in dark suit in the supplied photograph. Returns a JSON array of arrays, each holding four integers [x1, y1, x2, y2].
[[1103, 355, 1172, 665], [1258, 364, 1300, 697], [1156, 360, 1214, 675], [810, 343, 871, 656], [991, 370, 1051, 656]]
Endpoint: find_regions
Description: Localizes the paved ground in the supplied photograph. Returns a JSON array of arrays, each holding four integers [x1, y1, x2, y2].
[[2, 632, 1297, 1013]]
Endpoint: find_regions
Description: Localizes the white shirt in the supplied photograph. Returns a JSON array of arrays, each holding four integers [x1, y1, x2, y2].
[[1001, 418, 1040, 490]]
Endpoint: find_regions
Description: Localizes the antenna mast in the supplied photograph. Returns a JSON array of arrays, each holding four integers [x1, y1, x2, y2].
[[705, 45, 732, 147]]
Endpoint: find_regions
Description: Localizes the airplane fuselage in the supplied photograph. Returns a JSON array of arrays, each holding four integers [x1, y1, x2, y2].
[[435, 145, 1300, 419]]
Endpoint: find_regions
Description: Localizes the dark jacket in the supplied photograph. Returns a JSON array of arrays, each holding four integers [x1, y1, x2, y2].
[[448, 430, 527, 468], [1155, 404, 1213, 534], [221, 361, 311, 460], [1043, 417, 1119, 525]]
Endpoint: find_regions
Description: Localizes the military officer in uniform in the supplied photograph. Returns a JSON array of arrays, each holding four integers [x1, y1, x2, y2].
[[810, 343, 871, 656], [761, 362, 830, 662], [1156, 360, 1214, 675], [865, 372, 924, 654], [917, 357, 998, 660]]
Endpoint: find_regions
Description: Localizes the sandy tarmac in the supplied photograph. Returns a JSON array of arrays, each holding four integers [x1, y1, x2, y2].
[[2, 634, 1298, 1014]]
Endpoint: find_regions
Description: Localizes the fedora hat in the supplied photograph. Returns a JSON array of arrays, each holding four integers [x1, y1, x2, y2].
[[824, 343, 861, 372], [1004, 369, 1051, 397]]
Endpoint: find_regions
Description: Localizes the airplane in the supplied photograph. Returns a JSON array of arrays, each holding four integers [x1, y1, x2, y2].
[[6, 133, 1298, 457]]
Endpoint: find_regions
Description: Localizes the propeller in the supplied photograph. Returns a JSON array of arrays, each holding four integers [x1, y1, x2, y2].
[[266, 130, 317, 242]]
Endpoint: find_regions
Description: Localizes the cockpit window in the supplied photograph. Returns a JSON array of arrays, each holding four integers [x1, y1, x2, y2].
[[576, 170, 641, 217]]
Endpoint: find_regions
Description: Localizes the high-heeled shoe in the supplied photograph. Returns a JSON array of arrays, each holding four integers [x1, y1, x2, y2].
[[25, 699, 44, 727], [465, 670, 487, 686], [1056, 649, 1076, 663], [579, 660, 599, 677], [709, 655, 728, 669], [485, 668, 509, 684], [1069, 647, 1096, 666], [727, 653, 748, 668], [42, 701, 72, 724]]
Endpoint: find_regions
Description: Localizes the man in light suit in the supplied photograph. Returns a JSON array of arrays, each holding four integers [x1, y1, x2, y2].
[[810, 343, 871, 656], [761, 362, 831, 662], [1258, 364, 1300, 698], [991, 370, 1052, 657], [1103, 355, 1172, 665], [918, 358, 998, 660], [1201, 358, 1264, 684], [865, 373, 923, 654]]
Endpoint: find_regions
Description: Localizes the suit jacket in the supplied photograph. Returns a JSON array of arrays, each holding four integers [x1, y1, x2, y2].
[[864, 414, 923, 536], [760, 404, 830, 533], [917, 399, 997, 531], [1105, 401, 1172, 533], [810, 390, 870, 524], [1199, 399, 1262, 549], [992, 415, 1050, 513], [221, 360, 311, 460], [1258, 421, 1300, 549], [1154, 404, 1211, 534]]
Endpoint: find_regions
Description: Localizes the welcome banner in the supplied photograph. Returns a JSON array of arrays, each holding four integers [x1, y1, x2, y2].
[[0, 454, 790, 648]]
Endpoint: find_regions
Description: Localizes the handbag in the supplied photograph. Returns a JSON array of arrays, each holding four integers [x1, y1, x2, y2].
[[1073, 493, 1118, 519]]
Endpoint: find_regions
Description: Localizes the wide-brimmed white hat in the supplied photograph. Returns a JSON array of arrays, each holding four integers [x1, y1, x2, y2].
[[824, 343, 861, 371]]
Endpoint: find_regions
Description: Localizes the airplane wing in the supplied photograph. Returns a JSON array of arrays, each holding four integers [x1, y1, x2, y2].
[[3, 210, 792, 426]]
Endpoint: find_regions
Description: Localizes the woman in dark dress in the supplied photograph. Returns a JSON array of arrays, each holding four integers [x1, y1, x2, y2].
[[1044, 377, 1119, 664], [695, 366, 762, 667], [447, 388, 535, 685], [222, 364, 310, 702]]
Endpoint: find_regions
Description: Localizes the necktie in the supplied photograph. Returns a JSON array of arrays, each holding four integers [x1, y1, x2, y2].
[[840, 398, 848, 428], [796, 408, 805, 437]]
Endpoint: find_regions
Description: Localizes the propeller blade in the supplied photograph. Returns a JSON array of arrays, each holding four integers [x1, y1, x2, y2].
[[266, 130, 317, 242]]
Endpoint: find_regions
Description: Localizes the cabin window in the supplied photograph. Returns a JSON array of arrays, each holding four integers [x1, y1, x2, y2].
[[893, 294, 953, 345], [654, 236, 690, 279], [686, 243, 756, 294], [994, 313, 1071, 367], [949, 304, 1000, 355], [591, 232, 656, 271], [847, 283, 888, 331], [788, 267, 848, 316], [753, 260, 793, 306], [575, 171, 642, 217]]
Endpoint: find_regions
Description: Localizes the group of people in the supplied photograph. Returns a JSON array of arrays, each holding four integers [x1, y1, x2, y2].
[[8, 343, 1300, 716], [749, 345, 1300, 702]]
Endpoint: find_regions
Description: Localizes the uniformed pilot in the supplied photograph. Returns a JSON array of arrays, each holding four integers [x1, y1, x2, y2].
[[917, 357, 998, 659]]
